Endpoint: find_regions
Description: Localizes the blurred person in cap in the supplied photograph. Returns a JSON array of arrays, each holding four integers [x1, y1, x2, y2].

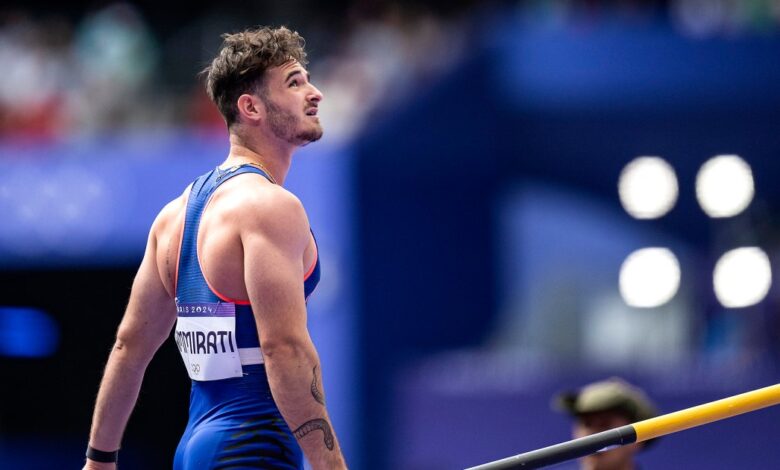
[[83, 26, 347, 470], [554, 377, 658, 470]]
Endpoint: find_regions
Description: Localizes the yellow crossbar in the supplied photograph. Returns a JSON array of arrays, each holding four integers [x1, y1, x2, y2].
[[633, 383, 780, 442]]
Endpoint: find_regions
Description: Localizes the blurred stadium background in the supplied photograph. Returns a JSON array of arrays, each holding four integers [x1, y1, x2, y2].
[[2, 0, 780, 468]]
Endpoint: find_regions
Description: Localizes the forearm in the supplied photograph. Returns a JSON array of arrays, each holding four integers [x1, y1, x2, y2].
[[88, 341, 149, 452], [264, 341, 346, 469]]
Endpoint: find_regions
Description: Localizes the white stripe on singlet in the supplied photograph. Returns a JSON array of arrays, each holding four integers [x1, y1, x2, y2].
[[238, 347, 264, 365]]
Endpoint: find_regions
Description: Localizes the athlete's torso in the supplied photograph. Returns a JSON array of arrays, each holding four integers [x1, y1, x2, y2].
[[162, 164, 319, 469]]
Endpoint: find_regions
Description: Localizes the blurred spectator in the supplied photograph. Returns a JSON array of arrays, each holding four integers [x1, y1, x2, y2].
[[311, 4, 466, 141], [4, 0, 780, 142], [0, 11, 73, 138], [69, 2, 159, 132], [0, 2, 468, 141], [553, 377, 659, 470]]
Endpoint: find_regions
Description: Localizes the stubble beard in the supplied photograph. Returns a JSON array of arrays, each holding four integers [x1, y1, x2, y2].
[[263, 96, 323, 145]]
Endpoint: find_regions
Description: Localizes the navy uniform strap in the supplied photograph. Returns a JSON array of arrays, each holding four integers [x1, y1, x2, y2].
[[215, 163, 275, 186]]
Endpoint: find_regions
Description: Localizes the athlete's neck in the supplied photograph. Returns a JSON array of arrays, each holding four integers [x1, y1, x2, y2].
[[224, 133, 293, 185]]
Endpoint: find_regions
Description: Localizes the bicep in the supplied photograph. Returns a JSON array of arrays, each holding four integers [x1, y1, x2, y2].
[[243, 229, 309, 347], [239, 189, 312, 347]]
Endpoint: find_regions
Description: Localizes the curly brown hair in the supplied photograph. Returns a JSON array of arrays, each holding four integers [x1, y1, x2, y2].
[[203, 26, 308, 128]]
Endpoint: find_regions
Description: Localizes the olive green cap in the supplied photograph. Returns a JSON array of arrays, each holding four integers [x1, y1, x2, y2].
[[553, 377, 658, 423]]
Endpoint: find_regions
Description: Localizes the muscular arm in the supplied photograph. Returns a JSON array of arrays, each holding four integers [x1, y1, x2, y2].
[[84, 213, 178, 468], [241, 189, 347, 469]]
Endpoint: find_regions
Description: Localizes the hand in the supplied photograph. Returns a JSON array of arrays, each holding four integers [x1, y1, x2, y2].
[[82, 460, 117, 470]]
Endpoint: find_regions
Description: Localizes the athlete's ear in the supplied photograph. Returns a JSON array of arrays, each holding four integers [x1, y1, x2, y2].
[[236, 94, 265, 124]]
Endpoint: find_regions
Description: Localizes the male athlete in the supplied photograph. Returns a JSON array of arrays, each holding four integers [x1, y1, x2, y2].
[[83, 26, 347, 469]]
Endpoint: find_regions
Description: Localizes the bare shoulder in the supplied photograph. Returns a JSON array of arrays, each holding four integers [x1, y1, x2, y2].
[[146, 185, 191, 297], [150, 185, 191, 238], [221, 175, 309, 247]]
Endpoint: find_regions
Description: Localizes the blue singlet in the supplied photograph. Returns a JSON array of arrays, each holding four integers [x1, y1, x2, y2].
[[172, 164, 320, 469]]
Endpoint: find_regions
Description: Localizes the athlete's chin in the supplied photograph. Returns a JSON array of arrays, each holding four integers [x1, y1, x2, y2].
[[296, 126, 324, 146]]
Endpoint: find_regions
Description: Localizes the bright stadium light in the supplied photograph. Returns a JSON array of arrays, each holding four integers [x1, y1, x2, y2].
[[713, 247, 772, 308], [696, 155, 754, 218], [618, 157, 679, 219], [619, 248, 681, 308]]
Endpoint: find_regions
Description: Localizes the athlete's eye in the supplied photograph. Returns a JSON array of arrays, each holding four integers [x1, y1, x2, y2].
[[289, 80, 299, 88]]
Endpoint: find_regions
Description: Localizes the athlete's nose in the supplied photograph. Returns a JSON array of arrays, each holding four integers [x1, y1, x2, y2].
[[309, 85, 323, 104]]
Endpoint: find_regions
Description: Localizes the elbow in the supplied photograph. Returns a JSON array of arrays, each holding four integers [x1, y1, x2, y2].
[[115, 324, 137, 352], [114, 327, 132, 354], [261, 335, 311, 363], [113, 337, 128, 353], [113, 327, 154, 368]]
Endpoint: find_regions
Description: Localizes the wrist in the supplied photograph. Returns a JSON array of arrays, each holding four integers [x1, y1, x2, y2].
[[83, 461, 116, 470], [86, 445, 119, 463]]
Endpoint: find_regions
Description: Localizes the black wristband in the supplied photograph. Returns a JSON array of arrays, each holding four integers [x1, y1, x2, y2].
[[86, 445, 119, 463]]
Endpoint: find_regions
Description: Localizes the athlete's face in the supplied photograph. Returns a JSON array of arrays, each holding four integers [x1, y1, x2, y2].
[[573, 411, 639, 470], [259, 60, 323, 146]]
